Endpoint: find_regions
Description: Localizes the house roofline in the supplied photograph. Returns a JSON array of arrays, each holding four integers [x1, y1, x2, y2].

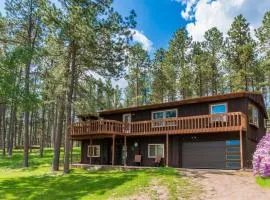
[[98, 91, 267, 118]]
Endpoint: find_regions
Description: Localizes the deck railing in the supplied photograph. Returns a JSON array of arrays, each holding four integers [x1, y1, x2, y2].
[[70, 112, 247, 137]]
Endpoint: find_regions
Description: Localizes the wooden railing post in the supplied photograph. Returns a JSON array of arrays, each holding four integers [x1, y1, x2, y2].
[[124, 136, 127, 166], [89, 137, 92, 165], [112, 135, 115, 166], [166, 134, 169, 167], [240, 128, 244, 169]]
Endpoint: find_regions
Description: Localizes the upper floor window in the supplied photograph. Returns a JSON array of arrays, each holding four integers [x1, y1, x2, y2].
[[152, 109, 177, 127], [210, 103, 227, 122], [248, 104, 259, 127], [210, 103, 227, 114]]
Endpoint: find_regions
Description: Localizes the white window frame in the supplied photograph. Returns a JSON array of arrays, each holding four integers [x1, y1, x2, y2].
[[123, 113, 131, 133], [123, 113, 131, 123], [148, 144, 164, 158], [248, 104, 259, 127], [87, 145, 100, 158], [151, 109, 177, 127]]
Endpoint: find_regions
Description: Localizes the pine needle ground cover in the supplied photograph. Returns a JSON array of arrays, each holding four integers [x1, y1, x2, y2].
[[0, 149, 198, 200]]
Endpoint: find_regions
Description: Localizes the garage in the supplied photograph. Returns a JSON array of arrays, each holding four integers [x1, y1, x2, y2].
[[182, 140, 240, 169]]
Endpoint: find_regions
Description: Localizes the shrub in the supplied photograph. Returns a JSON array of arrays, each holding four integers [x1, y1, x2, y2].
[[253, 133, 270, 177]]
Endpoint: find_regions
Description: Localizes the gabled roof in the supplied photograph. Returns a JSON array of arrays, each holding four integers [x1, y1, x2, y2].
[[99, 91, 267, 118]]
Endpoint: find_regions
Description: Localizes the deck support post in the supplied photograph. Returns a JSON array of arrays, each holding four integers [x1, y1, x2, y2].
[[124, 136, 127, 166], [112, 135, 115, 165], [166, 134, 169, 167], [89, 138, 92, 165], [240, 129, 243, 169]]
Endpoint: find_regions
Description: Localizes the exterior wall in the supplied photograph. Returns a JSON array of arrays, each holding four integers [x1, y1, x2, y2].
[[80, 132, 242, 168], [245, 99, 267, 167], [81, 139, 111, 165], [101, 98, 248, 122]]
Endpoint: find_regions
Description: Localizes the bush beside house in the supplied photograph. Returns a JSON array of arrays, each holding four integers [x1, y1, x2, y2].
[[253, 133, 270, 178]]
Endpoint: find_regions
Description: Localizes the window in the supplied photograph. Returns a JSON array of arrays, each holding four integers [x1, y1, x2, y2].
[[88, 145, 100, 157], [248, 104, 259, 127], [148, 144, 164, 158], [210, 103, 227, 114], [152, 109, 177, 127], [210, 103, 227, 122]]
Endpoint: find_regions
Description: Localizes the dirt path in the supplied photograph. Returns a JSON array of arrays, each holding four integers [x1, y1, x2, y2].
[[182, 169, 270, 200]]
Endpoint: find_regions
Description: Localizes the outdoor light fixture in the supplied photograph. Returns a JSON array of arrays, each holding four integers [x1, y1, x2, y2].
[[134, 142, 138, 147]]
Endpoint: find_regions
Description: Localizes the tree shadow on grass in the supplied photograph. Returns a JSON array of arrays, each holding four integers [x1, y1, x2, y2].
[[0, 169, 139, 200], [0, 148, 80, 170]]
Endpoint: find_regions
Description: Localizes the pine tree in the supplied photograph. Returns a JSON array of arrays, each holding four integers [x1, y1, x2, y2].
[[226, 15, 257, 91], [125, 43, 150, 106], [151, 48, 168, 103], [256, 11, 270, 107], [203, 27, 224, 94], [165, 29, 193, 100]]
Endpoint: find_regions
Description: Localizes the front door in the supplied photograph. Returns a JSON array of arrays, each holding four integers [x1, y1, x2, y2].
[[123, 113, 131, 133]]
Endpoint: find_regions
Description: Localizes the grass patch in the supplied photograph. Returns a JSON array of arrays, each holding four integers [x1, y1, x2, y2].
[[0, 148, 197, 200], [256, 176, 270, 188]]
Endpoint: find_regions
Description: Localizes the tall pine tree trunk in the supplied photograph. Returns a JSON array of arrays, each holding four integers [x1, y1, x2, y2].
[[64, 42, 76, 173], [8, 106, 16, 157], [52, 102, 58, 148], [52, 97, 65, 171], [2, 105, 6, 157], [40, 106, 45, 157]]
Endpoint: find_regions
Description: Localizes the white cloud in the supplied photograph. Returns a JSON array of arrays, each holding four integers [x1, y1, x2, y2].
[[179, 0, 199, 20], [178, 0, 270, 41], [130, 29, 153, 52]]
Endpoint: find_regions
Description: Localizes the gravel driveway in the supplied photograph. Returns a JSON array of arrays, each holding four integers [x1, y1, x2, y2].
[[182, 169, 270, 200]]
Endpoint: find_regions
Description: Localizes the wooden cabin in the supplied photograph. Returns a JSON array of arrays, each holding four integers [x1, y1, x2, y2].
[[70, 91, 267, 169]]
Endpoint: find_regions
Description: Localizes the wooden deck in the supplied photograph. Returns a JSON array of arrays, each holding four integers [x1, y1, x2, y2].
[[70, 112, 247, 138]]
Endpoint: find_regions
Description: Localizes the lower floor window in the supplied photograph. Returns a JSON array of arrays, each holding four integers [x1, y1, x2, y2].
[[88, 145, 100, 157], [148, 144, 164, 158]]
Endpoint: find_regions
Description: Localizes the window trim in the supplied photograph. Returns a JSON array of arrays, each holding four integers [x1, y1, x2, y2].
[[87, 145, 101, 158], [148, 144, 164, 158], [151, 109, 178, 127], [248, 104, 259, 128]]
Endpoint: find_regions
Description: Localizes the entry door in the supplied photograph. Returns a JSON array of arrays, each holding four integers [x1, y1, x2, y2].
[[123, 113, 131, 133]]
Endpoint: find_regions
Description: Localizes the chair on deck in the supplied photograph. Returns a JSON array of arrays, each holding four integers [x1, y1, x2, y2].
[[134, 155, 142, 166], [154, 156, 162, 167]]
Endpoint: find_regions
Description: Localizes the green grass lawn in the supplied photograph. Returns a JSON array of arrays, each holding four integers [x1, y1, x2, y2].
[[0, 148, 198, 200], [256, 176, 270, 188]]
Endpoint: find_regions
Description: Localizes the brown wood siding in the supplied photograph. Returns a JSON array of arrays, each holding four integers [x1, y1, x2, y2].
[[80, 132, 243, 168], [101, 98, 248, 122], [245, 99, 266, 167], [81, 139, 111, 165]]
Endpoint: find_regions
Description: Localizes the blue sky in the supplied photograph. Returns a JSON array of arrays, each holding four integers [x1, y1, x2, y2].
[[113, 0, 188, 52]]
